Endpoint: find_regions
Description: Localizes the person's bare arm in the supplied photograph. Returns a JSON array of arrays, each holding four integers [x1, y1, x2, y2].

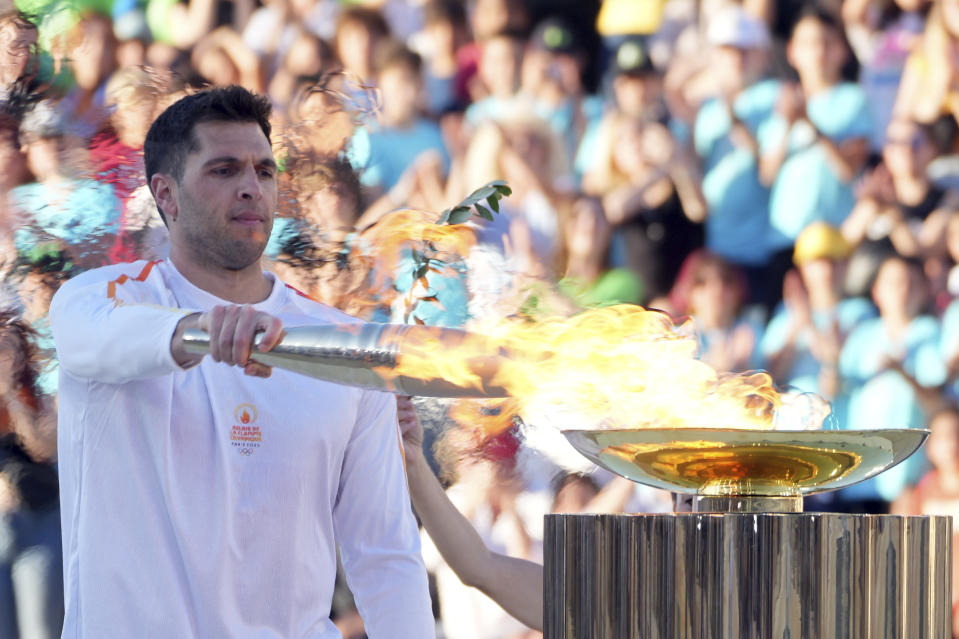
[[917, 194, 959, 257], [842, 197, 882, 246], [760, 86, 803, 186], [763, 116, 869, 186], [166, 0, 219, 49], [601, 170, 670, 225], [584, 476, 636, 513], [886, 208, 921, 257], [882, 357, 945, 416], [642, 123, 707, 223], [397, 397, 544, 631], [841, 0, 879, 64], [743, 0, 775, 23], [816, 133, 871, 184], [581, 117, 617, 197], [841, 0, 873, 27], [765, 332, 801, 386], [764, 272, 809, 384], [759, 129, 790, 187], [355, 192, 396, 230], [667, 151, 707, 223], [889, 485, 920, 515], [892, 53, 935, 122]]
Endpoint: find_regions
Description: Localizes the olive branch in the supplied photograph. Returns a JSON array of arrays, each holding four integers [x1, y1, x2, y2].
[[403, 181, 511, 323]]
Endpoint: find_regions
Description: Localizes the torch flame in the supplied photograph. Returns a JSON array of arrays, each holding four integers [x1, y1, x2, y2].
[[298, 206, 793, 438], [385, 304, 782, 436]]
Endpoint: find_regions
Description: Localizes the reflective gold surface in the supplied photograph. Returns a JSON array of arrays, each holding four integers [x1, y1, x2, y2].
[[563, 428, 928, 497]]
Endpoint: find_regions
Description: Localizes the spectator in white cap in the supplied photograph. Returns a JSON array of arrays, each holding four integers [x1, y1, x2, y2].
[[707, 3, 771, 51], [692, 4, 779, 308]]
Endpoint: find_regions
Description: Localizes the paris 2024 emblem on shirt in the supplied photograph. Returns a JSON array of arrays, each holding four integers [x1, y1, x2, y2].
[[231, 403, 262, 456]]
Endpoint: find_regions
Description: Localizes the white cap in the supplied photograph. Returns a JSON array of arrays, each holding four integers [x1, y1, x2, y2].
[[707, 5, 770, 50]]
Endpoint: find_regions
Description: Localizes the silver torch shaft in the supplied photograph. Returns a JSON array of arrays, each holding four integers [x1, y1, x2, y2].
[[181, 323, 510, 398]]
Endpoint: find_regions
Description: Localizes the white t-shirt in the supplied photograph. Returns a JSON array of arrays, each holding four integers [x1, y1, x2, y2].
[[50, 259, 435, 639]]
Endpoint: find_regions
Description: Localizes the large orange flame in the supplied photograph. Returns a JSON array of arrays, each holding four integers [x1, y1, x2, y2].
[[321, 207, 787, 436], [385, 304, 782, 435]]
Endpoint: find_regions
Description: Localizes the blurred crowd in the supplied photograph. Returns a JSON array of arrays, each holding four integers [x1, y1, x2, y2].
[[2, 0, 959, 636]]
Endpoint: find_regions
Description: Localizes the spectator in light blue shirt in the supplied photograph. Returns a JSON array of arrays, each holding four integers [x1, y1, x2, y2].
[[692, 6, 778, 304], [464, 30, 525, 129], [759, 8, 872, 256], [761, 223, 875, 427], [839, 255, 947, 503], [942, 293, 959, 403], [10, 101, 121, 269], [351, 41, 449, 204]]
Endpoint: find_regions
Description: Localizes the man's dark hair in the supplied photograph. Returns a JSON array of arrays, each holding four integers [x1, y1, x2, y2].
[[143, 85, 273, 223]]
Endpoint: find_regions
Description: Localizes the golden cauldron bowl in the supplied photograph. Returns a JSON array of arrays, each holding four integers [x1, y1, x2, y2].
[[562, 428, 929, 512]]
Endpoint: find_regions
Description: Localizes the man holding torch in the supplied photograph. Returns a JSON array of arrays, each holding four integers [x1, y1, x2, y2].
[[50, 86, 435, 638]]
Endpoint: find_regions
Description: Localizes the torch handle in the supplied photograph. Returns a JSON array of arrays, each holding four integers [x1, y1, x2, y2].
[[180, 324, 509, 398], [180, 327, 269, 360]]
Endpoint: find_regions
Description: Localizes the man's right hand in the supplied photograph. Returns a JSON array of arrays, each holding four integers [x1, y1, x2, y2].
[[170, 305, 285, 377]]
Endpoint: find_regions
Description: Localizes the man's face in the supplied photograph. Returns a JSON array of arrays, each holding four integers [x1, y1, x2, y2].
[[165, 120, 277, 271]]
